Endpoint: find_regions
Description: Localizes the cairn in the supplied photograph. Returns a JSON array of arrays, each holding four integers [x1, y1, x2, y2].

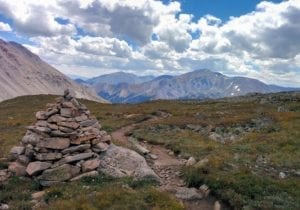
[[8, 89, 111, 186]]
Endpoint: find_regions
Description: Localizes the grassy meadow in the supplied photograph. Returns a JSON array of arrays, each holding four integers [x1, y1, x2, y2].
[[0, 92, 299, 209]]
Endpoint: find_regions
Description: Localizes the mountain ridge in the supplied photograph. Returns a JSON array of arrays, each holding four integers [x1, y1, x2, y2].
[[91, 69, 297, 103], [0, 39, 107, 103]]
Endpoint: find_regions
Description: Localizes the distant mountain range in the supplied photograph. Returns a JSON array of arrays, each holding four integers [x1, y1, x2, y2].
[[87, 72, 155, 85], [80, 69, 297, 103], [0, 39, 296, 104], [0, 39, 106, 102]]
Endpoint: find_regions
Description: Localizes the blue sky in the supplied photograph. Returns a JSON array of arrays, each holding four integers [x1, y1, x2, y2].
[[176, 0, 284, 21], [0, 0, 299, 86]]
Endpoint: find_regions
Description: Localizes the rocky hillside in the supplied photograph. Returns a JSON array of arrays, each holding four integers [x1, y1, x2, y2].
[[0, 39, 106, 102], [95, 69, 295, 103]]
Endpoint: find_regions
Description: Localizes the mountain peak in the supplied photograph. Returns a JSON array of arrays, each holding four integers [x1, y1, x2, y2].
[[0, 39, 105, 102]]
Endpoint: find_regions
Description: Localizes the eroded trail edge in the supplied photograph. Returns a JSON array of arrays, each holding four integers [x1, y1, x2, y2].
[[111, 115, 226, 210]]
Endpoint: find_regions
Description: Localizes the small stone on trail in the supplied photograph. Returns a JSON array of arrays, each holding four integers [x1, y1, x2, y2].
[[186, 157, 196, 166]]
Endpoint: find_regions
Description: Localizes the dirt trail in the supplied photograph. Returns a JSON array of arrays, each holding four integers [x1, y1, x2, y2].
[[111, 116, 228, 210]]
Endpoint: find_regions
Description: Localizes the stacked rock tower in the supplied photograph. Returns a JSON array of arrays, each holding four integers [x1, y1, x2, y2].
[[9, 89, 111, 186]]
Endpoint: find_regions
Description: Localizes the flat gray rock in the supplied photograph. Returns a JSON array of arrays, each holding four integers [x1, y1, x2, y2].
[[26, 161, 52, 176], [99, 144, 159, 182], [61, 144, 91, 154], [38, 164, 80, 182], [175, 187, 203, 200], [64, 153, 94, 163], [37, 138, 70, 150]]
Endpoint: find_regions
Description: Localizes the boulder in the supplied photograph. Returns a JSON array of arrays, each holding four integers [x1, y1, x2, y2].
[[99, 144, 159, 181], [26, 161, 52, 176]]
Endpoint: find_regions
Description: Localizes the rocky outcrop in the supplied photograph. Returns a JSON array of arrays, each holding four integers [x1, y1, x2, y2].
[[99, 144, 159, 182], [6, 89, 157, 186]]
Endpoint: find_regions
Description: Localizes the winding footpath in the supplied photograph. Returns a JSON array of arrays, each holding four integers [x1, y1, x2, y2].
[[111, 116, 229, 210]]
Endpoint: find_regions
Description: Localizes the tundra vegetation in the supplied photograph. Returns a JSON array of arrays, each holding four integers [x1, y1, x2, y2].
[[0, 92, 299, 209]]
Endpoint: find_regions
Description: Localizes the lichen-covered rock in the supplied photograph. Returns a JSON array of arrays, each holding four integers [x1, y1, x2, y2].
[[99, 144, 159, 182]]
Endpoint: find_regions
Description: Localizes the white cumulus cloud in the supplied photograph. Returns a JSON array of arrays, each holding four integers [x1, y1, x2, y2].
[[0, 0, 299, 86]]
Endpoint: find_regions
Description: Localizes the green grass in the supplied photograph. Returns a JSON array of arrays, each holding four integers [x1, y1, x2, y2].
[[0, 92, 299, 209], [0, 174, 182, 210], [131, 94, 300, 209], [41, 174, 182, 210], [0, 176, 41, 210]]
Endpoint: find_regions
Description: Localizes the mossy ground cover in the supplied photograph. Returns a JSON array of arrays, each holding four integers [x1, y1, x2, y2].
[[0, 92, 299, 209]]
